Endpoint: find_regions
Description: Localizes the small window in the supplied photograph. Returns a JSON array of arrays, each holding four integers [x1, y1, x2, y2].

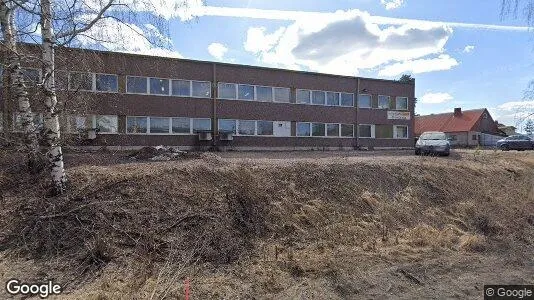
[[375, 124, 393, 138], [69, 72, 93, 91], [22, 68, 40, 83], [238, 120, 256, 135], [256, 86, 273, 102], [95, 74, 118, 92], [150, 117, 170, 133], [341, 124, 354, 137], [274, 87, 290, 103], [394, 125, 408, 139], [95, 115, 118, 133], [192, 81, 211, 98], [172, 80, 191, 97], [378, 95, 390, 109], [172, 117, 190, 134], [68, 115, 89, 133], [311, 91, 325, 105], [150, 78, 169, 95], [358, 94, 371, 108], [238, 84, 255, 100], [218, 83, 237, 99], [326, 92, 340, 106], [297, 89, 311, 104], [297, 122, 311, 136], [257, 121, 274, 135], [193, 118, 212, 133], [126, 116, 148, 133], [396, 97, 408, 110], [312, 123, 325, 137], [358, 124, 373, 138], [219, 119, 237, 134], [472, 134, 478, 141], [340, 93, 354, 107], [126, 76, 147, 94], [326, 124, 340, 137]]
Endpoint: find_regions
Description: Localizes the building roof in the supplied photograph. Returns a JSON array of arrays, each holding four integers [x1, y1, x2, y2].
[[415, 108, 488, 135]]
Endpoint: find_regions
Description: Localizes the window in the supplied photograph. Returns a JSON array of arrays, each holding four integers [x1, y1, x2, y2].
[[95, 74, 118, 92], [238, 120, 256, 135], [326, 92, 340, 106], [396, 97, 408, 110], [257, 121, 274, 135], [150, 78, 169, 95], [327, 124, 340, 137], [172, 117, 190, 134], [22, 68, 40, 83], [358, 125, 373, 138], [297, 122, 311, 136], [68, 115, 90, 133], [126, 116, 148, 133], [312, 123, 325, 137], [340, 93, 354, 107], [172, 80, 190, 97], [472, 134, 478, 141], [378, 95, 390, 109], [218, 83, 237, 99], [341, 124, 354, 137], [375, 124, 393, 138], [126, 76, 148, 94], [238, 84, 255, 100], [312, 91, 325, 105], [394, 125, 408, 139], [193, 118, 212, 133], [256, 86, 273, 102], [13, 113, 43, 132], [150, 117, 170, 133], [192, 81, 211, 98], [358, 94, 371, 108], [219, 119, 237, 134], [95, 115, 118, 133], [274, 87, 290, 103], [297, 89, 311, 104], [69, 72, 93, 91]]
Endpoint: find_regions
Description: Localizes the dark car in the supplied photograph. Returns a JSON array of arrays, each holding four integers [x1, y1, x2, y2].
[[496, 135, 534, 151], [415, 131, 451, 156]]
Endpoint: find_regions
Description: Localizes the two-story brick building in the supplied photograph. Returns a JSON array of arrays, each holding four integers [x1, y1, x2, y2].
[[1, 46, 415, 150]]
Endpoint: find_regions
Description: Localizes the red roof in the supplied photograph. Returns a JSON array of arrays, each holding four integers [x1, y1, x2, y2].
[[415, 109, 489, 135]]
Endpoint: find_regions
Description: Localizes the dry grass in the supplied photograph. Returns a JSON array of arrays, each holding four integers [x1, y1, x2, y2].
[[1, 149, 533, 299]]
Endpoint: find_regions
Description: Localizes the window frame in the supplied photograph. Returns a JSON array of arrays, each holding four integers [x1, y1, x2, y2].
[[126, 76, 149, 95], [191, 80, 212, 98], [358, 124, 375, 138], [396, 96, 409, 110], [393, 125, 409, 139], [256, 85, 274, 102], [93, 115, 118, 134], [296, 122, 312, 137], [326, 123, 340, 137], [273, 87, 291, 103], [378, 95, 391, 109], [149, 77, 171, 96], [340, 124, 354, 138], [68, 71, 95, 92], [217, 82, 238, 100], [340, 93, 355, 107], [358, 94, 372, 109]]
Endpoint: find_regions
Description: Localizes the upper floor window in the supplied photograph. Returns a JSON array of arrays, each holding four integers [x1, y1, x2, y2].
[[274, 87, 290, 103], [326, 92, 340, 106], [218, 82, 237, 99], [126, 76, 148, 94], [378, 95, 390, 109], [256, 86, 273, 102], [297, 89, 311, 104], [172, 80, 190, 97], [358, 94, 372, 108], [340, 93, 354, 107], [149, 78, 170, 95], [396, 97, 408, 110], [192, 81, 211, 98], [311, 91, 326, 105], [238, 84, 255, 100], [69, 72, 93, 91], [95, 74, 118, 92]]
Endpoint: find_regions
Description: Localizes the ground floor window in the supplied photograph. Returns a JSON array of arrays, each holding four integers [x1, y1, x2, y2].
[[394, 125, 408, 139], [192, 118, 212, 133], [341, 124, 354, 137], [358, 124, 374, 138], [95, 115, 118, 133]]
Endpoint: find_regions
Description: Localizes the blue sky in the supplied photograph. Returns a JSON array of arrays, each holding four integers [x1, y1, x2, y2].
[[84, 0, 534, 130]]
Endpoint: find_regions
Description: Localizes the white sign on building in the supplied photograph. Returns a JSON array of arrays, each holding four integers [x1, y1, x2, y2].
[[387, 111, 411, 120]]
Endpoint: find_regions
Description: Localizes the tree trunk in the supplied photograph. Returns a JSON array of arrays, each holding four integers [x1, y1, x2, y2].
[[41, 0, 67, 193], [0, 0, 40, 168]]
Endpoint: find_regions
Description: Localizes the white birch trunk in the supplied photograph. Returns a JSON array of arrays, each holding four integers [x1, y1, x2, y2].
[[0, 0, 40, 164], [41, 0, 66, 193]]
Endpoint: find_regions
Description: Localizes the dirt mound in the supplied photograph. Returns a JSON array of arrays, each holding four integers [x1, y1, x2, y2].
[[1, 152, 533, 299]]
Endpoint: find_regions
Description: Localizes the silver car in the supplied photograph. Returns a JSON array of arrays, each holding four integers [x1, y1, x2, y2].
[[415, 131, 451, 156]]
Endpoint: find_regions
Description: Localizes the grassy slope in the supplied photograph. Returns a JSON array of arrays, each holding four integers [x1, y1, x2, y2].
[[1, 151, 533, 299]]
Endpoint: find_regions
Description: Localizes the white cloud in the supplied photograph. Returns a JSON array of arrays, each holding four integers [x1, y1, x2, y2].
[[243, 11, 456, 76], [420, 92, 454, 104], [497, 100, 534, 111], [207, 42, 228, 60], [378, 54, 459, 77], [188, 6, 531, 32], [381, 0, 404, 10], [463, 45, 475, 53]]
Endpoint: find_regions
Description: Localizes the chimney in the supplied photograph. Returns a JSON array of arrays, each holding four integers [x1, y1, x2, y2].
[[454, 107, 462, 117]]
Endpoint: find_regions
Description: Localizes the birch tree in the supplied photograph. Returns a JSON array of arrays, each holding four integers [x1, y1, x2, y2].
[[0, 0, 41, 170]]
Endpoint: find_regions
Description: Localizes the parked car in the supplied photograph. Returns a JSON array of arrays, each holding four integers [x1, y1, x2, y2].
[[415, 131, 450, 156], [496, 135, 534, 151]]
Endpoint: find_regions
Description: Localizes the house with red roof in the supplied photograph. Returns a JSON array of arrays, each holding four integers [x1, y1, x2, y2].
[[415, 108, 503, 147]]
